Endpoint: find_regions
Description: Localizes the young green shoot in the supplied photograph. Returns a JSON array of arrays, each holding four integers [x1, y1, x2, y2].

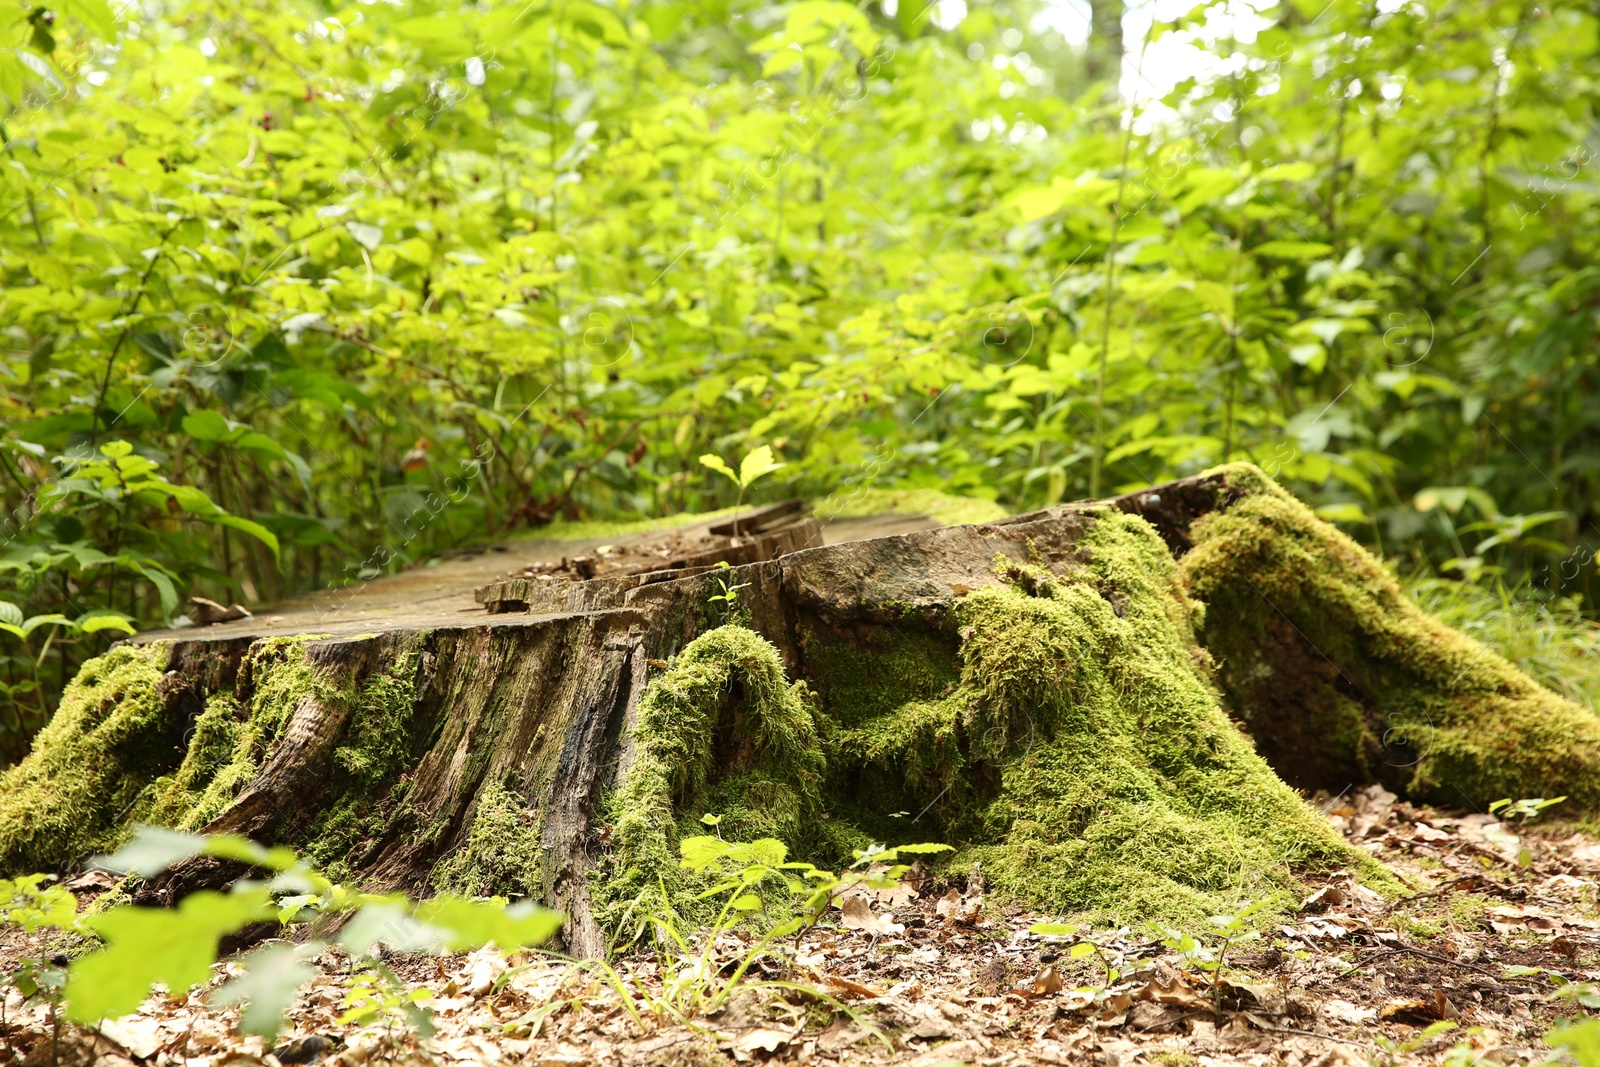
[[698, 445, 784, 543]]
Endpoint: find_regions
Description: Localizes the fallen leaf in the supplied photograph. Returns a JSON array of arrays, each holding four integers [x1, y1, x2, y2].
[[825, 974, 885, 999], [461, 948, 505, 997], [1012, 966, 1064, 998], [839, 894, 905, 936], [1300, 884, 1345, 912], [98, 1016, 166, 1060], [64, 870, 121, 892], [1380, 997, 1446, 1024], [934, 887, 983, 925], [1545, 874, 1593, 891], [906, 1039, 984, 1067], [1134, 972, 1207, 1009], [1323, 999, 1377, 1025], [734, 1027, 794, 1053]]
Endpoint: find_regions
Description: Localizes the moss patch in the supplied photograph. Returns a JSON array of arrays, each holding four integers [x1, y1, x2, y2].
[[1180, 463, 1600, 810], [599, 511, 1368, 931], [594, 626, 827, 928], [145, 637, 323, 831], [818, 487, 1008, 526], [0, 635, 425, 877], [0, 644, 175, 873], [433, 780, 542, 898], [853, 515, 1361, 923]]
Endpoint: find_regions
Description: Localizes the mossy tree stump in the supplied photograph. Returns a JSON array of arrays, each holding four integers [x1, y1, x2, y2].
[[4, 466, 1598, 956]]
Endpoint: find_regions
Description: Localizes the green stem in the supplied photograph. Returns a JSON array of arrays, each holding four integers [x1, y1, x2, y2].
[[1090, 31, 1151, 499]]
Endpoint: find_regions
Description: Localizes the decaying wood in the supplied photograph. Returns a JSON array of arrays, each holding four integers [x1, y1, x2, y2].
[[13, 466, 1585, 959], [121, 483, 1226, 955]]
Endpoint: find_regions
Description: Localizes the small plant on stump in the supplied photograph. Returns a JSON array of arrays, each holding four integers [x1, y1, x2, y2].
[[698, 445, 784, 543]]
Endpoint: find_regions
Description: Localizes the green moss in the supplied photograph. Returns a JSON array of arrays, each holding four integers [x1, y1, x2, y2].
[[0, 634, 428, 877], [594, 510, 1369, 933], [1181, 463, 1600, 810], [146, 637, 324, 831], [593, 625, 826, 928], [433, 780, 543, 898], [0, 644, 175, 873], [143, 693, 248, 827], [818, 487, 1008, 526], [1405, 575, 1600, 714], [298, 645, 427, 871], [330, 652, 419, 787], [946, 515, 1360, 923]]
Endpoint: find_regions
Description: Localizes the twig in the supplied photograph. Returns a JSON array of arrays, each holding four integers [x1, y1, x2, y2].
[[1334, 944, 1527, 984], [1249, 1022, 1379, 1051], [90, 224, 181, 446], [1383, 875, 1495, 913]]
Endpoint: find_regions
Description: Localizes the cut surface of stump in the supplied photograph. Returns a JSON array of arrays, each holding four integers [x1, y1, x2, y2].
[[3, 466, 1597, 957]]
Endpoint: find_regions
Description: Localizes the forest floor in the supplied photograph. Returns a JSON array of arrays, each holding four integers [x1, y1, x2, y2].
[[4, 785, 1600, 1067]]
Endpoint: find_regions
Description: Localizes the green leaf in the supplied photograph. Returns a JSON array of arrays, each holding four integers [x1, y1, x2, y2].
[[1251, 241, 1334, 260], [762, 49, 804, 76], [699, 454, 737, 483], [91, 826, 208, 877], [338, 902, 447, 957], [215, 515, 281, 558], [1028, 921, 1079, 936], [346, 222, 384, 251], [1314, 503, 1369, 524], [209, 944, 320, 1042], [66, 889, 275, 1023], [882, 843, 953, 856], [1547, 1019, 1600, 1067], [64, 0, 119, 37], [737, 445, 783, 489], [76, 612, 137, 635], [20, 614, 72, 637], [408, 897, 565, 952], [182, 409, 234, 443]]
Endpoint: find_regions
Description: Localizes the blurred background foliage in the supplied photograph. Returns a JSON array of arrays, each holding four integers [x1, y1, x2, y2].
[[2, 0, 1598, 755]]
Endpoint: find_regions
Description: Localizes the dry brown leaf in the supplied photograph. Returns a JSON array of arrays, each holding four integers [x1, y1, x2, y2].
[[905, 1039, 984, 1067], [1011, 965, 1064, 998], [838, 893, 905, 935], [1379, 997, 1448, 1025], [1300, 884, 1345, 913], [1323, 999, 1377, 1025], [825, 973, 885, 999], [97, 1016, 167, 1060], [934, 887, 983, 925], [461, 948, 505, 997], [733, 1027, 794, 1053], [1133, 973, 1207, 1009]]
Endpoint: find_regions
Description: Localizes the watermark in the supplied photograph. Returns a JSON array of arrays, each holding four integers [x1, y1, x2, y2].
[[313, 439, 499, 622]]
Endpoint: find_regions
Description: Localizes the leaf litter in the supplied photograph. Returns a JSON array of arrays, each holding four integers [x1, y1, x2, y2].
[[6, 788, 1600, 1066]]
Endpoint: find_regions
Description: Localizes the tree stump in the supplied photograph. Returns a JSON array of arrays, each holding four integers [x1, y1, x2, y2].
[[3, 465, 1597, 955]]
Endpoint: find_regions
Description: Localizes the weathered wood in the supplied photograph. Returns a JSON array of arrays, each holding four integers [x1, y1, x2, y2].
[[19, 466, 1596, 954], [120, 509, 983, 954], [113, 496, 1152, 954]]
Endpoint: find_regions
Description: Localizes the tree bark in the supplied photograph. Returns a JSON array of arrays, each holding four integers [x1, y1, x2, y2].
[[7, 467, 1600, 956]]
